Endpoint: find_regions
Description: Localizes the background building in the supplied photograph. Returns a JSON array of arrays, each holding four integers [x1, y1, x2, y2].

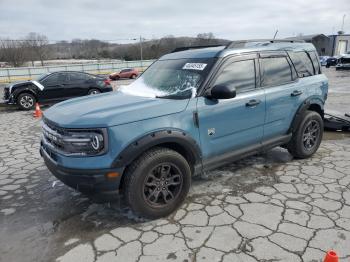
[[286, 33, 350, 56]]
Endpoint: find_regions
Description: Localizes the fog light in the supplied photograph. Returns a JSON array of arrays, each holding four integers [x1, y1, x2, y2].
[[106, 172, 120, 179]]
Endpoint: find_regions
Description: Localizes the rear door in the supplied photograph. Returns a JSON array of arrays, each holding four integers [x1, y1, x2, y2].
[[197, 53, 266, 165], [260, 52, 306, 141], [65, 72, 90, 97]]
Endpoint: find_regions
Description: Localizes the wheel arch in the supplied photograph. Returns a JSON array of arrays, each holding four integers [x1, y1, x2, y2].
[[289, 98, 324, 133], [14, 88, 38, 101], [112, 129, 202, 178]]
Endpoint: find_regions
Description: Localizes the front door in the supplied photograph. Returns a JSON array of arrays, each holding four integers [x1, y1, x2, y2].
[[196, 54, 266, 168], [39, 72, 68, 101]]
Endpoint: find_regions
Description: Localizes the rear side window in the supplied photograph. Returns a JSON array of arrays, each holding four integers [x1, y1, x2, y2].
[[308, 51, 321, 74], [260, 57, 293, 87], [213, 59, 256, 93], [69, 73, 89, 81], [288, 51, 315, 77]]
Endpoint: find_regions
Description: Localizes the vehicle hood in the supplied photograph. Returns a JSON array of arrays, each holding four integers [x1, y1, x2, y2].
[[43, 92, 189, 128], [9, 80, 43, 92], [8, 80, 31, 89]]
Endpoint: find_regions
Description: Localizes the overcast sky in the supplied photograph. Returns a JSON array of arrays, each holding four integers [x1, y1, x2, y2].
[[0, 0, 349, 43]]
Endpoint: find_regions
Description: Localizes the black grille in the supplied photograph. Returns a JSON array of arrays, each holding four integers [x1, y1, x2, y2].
[[42, 122, 65, 153], [3, 87, 9, 100]]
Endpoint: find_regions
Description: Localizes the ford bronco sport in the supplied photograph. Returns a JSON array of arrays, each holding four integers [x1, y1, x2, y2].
[[40, 40, 328, 218]]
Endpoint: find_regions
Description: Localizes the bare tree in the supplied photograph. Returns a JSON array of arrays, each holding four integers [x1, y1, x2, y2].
[[0, 39, 27, 67], [195, 32, 218, 45], [25, 32, 50, 66]]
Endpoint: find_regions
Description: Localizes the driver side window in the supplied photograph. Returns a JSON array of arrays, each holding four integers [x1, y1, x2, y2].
[[213, 59, 256, 93]]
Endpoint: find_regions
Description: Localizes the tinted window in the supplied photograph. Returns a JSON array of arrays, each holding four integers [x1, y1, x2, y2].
[[288, 51, 314, 77], [213, 59, 256, 93], [260, 57, 293, 87], [309, 51, 320, 74], [69, 72, 89, 81], [43, 73, 67, 85]]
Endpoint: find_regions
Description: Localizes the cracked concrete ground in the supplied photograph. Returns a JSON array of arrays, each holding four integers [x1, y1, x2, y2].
[[1, 68, 350, 262]]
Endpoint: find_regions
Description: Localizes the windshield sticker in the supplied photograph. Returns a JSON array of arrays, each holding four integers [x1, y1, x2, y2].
[[182, 63, 207, 71]]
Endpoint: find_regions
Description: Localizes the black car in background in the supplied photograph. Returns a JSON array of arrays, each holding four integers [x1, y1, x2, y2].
[[336, 56, 350, 70], [325, 57, 338, 68], [3, 71, 113, 110]]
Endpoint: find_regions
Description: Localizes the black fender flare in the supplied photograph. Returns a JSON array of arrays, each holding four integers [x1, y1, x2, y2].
[[12, 84, 39, 101], [111, 129, 202, 170], [288, 98, 323, 133]]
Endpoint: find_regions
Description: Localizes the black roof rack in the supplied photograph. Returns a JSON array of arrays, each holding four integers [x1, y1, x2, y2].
[[171, 45, 224, 53], [225, 39, 305, 49], [170, 39, 306, 53]]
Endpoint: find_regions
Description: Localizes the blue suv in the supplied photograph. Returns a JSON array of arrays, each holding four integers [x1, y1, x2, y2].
[[40, 40, 328, 218]]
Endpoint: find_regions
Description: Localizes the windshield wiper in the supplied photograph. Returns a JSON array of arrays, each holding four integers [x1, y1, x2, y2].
[[155, 94, 188, 100]]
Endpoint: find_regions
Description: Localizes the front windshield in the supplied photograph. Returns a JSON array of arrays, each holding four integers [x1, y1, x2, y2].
[[120, 58, 215, 99], [36, 73, 50, 82]]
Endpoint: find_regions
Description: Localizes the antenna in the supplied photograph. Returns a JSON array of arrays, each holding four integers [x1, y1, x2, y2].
[[273, 30, 279, 40]]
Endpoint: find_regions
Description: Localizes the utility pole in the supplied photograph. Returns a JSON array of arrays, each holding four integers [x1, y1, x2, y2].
[[341, 14, 346, 32], [140, 36, 143, 70]]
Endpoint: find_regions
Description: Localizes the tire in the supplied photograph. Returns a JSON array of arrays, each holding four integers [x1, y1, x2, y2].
[[130, 74, 136, 79], [287, 110, 323, 159], [17, 93, 36, 110], [123, 147, 191, 218], [88, 89, 101, 95]]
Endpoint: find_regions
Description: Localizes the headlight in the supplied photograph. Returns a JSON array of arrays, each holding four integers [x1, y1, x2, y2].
[[42, 123, 108, 156], [63, 130, 107, 156]]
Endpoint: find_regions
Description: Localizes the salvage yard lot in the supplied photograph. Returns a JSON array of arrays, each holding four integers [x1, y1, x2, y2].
[[1, 69, 350, 262]]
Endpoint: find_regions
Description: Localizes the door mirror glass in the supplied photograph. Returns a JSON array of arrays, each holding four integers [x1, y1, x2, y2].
[[208, 85, 236, 100]]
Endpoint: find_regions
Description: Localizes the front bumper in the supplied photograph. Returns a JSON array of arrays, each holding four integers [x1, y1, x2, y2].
[[40, 142, 124, 193]]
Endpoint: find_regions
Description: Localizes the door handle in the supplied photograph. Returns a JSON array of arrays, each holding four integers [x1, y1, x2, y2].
[[291, 90, 303, 97], [246, 99, 261, 107]]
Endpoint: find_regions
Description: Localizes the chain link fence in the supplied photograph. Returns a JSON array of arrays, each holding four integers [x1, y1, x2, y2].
[[0, 60, 155, 83]]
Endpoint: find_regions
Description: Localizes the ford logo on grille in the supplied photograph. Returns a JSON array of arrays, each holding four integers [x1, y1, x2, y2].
[[44, 130, 58, 142]]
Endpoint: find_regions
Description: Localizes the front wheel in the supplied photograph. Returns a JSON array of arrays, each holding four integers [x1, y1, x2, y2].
[[123, 147, 191, 218], [17, 93, 36, 110], [287, 110, 323, 159]]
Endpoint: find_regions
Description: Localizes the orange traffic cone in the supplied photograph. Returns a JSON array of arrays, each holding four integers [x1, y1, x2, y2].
[[33, 103, 43, 118], [324, 250, 339, 262]]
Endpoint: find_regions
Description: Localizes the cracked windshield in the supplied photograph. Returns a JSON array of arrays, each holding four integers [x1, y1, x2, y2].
[[121, 58, 214, 98]]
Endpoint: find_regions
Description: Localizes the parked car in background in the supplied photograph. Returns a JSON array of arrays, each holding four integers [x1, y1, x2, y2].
[[325, 57, 338, 67], [336, 56, 350, 70], [3, 71, 113, 110], [41, 40, 328, 218], [320, 56, 329, 66], [109, 68, 139, 80]]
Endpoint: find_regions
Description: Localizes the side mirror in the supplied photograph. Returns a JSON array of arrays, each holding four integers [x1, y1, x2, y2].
[[207, 85, 236, 100]]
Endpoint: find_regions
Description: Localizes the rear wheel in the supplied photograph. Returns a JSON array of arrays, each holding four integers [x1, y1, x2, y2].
[[123, 147, 191, 218], [17, 93, 36, 110], [130, 74, 137, 79], [287, 110, 323, 159], [88, 89, 101, 95]]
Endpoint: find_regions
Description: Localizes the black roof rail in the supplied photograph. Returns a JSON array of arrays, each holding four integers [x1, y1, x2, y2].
[[171, 45, 224, 53], [225, 39, 305, 49]]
